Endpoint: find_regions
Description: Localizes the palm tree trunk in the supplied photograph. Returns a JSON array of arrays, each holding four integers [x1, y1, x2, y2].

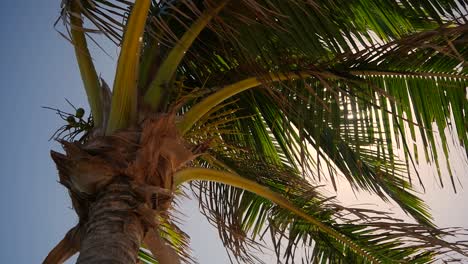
[[76, 176, 145, 264]]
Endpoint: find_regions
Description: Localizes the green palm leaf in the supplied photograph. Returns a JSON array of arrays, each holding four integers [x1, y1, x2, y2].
[[183, 159, 468, 263]]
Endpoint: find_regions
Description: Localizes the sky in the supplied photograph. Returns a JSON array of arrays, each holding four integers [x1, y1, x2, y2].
[[0, 1, 467, 263]]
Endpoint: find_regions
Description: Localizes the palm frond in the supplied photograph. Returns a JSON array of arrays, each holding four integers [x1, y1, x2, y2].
[[59, 0, 131, 45], [183, 77, 437, 227], [181, 163, 468, 263]]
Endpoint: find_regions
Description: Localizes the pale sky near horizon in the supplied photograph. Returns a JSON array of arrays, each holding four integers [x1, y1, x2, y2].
[[0, 1, 467, 263]]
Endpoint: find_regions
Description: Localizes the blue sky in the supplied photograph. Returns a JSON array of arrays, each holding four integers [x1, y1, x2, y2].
[[0, 1, 467, 263]]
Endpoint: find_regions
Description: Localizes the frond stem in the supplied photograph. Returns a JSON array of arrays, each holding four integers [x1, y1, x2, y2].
[[70, 0, 103, 126], [177, 72, 311, 135], [143, 0, 229, 110], [350, 70, 468, 80], [106, 0, 151, 134]]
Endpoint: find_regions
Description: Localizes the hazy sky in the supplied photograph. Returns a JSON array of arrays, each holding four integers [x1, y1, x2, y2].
[[0, 1, 467, 263]]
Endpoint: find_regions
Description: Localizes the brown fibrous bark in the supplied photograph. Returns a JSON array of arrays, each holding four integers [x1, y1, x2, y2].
[[77, 176, 145, 264]]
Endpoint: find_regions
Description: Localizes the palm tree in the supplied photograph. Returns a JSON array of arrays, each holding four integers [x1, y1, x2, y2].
[[43, 0, 468, 263]]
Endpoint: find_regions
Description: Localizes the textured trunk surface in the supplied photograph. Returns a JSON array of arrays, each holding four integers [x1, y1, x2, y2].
[[77, 176, 145, 264]]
